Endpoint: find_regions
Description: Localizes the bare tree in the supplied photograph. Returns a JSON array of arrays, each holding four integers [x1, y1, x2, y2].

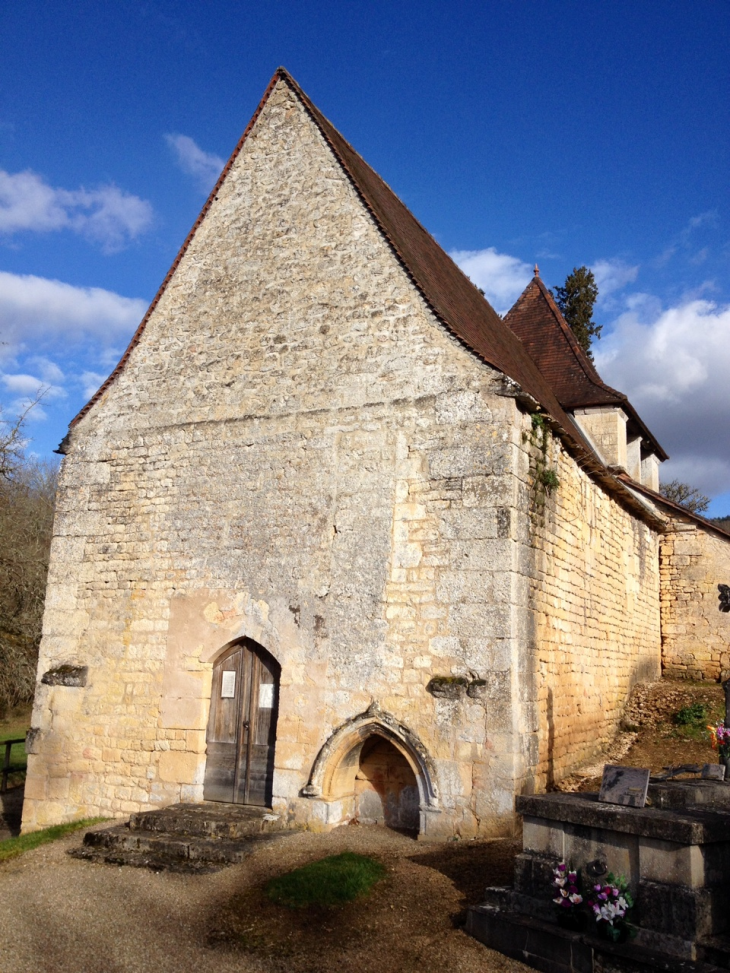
[[660, 479, 710, 515], [0, 390, 59, 716], [0, 390, 48, 481], [0, 458, 59, 715]]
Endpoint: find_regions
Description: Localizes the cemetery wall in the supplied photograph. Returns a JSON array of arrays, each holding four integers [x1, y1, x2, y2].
[[660, 516, 730, 680], [518, 424, 662, 789]]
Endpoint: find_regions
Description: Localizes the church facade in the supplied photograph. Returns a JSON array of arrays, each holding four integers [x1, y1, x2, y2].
[[22, 70, 730, 837]]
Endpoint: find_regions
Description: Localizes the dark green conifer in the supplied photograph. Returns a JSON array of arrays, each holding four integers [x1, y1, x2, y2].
[[552, 266, 600, 360]]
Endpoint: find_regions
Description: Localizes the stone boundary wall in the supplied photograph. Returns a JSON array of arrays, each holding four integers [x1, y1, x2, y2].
[[660, 515, 730, 680], [517, 421, 662, 790]]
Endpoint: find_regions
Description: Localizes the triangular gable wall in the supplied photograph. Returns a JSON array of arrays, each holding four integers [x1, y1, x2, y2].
[[70, 70, 578, 447], [63, 69, 666, 528]]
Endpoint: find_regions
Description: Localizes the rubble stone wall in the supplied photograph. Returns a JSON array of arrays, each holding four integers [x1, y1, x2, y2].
[[23, 77, 529, 837], [660, 516, 730, 680], [517, 422, 662, 789]]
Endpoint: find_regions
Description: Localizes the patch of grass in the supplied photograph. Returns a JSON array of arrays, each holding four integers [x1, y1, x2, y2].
[[669, 700, 724, 744], [266, 852, 387, 908], [0, 705, 31, 785], [673, 703, 708, 726], [0, 818, 105, 863]]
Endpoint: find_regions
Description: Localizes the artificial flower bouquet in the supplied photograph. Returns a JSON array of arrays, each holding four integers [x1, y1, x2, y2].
[[551, 863, 636, 940], [551, 862, 584, 929], [586, 873, 635, 942], [708, 723, 730, 769]]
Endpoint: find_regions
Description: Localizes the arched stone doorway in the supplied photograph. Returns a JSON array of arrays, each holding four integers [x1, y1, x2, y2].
[[302, 704, 440, 835], [203, 638, 279, 806], [355, 735, 419, 830]]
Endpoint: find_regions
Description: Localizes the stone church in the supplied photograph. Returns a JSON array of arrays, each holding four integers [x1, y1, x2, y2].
[[22, 69, 730, 837]]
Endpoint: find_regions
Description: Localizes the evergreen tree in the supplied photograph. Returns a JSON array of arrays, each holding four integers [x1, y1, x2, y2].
[[552, 266, 601, 360]]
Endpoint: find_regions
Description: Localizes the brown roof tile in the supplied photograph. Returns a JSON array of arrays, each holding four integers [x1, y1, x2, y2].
[[505, 276, 667, 460], [617, 474, 730, 541]]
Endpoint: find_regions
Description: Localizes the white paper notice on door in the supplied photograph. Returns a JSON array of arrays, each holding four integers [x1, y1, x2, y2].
[[259, 683, 274, 708], [221, 670, 236, 698]]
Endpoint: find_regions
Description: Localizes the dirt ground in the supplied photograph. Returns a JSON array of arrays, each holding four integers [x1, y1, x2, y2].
[[0, 822, 529, 973], [554, 678, 725, 792], [0, 678, 726, 973]]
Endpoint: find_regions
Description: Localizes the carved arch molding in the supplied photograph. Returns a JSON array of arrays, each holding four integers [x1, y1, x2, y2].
[[301, 702, 440, 810]]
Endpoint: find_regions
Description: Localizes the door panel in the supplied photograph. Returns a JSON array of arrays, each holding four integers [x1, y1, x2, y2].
[[246, 653, 279, 806], [204, 640, 279, 806]]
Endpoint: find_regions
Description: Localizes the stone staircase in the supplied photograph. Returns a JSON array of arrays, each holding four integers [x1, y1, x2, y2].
[[69, 802, 291, 872]]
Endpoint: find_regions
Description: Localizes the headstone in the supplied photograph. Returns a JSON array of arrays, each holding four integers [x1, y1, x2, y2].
[[598, 764, 650, 807], [702, 763, 727, 780]]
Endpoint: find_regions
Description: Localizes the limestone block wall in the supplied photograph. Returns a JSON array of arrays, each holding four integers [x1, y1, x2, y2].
[[573, 406, 628, 470], [660, 515, 730, 680], [23, 77, 530, 837], [517, 420, 662, 790]]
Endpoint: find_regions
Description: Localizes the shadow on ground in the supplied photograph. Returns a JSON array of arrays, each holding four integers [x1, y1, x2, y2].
[[0, 784, 23, 839]]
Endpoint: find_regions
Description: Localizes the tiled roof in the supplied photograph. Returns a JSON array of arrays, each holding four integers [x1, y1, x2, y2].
[[505, 276, 667, 460], [617, 474, 730, 541]]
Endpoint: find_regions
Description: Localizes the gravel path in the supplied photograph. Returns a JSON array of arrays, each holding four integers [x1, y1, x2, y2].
[[0, 822, 530, 973]]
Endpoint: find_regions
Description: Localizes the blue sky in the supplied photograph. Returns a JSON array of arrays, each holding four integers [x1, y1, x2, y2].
[[1, 1, 729, 512]]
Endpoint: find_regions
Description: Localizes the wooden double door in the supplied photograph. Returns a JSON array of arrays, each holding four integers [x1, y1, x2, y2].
[[203, 639, 279, 806]]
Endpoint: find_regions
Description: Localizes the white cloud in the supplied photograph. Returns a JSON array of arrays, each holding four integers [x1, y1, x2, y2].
[[27, 356, 64, 384], [0, 271, 147, 356], [2, 373, 52, 396], [165, 134, 224, 193], [450, 247, 532, 313], [80, 370, 108, 399], [0, 169, 153, 252], [0, 371, 66, 425], [654, 211, 719, 268], [591, 258, 639, 298], [595, 298, 730, 497]]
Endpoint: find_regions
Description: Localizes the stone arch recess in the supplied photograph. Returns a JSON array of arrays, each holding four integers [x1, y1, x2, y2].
[[208, 634, 280, 670], [302, 703, 440, 813]]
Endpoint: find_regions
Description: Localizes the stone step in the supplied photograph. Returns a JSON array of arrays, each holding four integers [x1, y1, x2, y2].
[[698, 936, 730, 970], [128, 802, 284, 839], [69, 802, 292, 872], [68, 843, 225, 874], [69, 824, 277, 871]]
